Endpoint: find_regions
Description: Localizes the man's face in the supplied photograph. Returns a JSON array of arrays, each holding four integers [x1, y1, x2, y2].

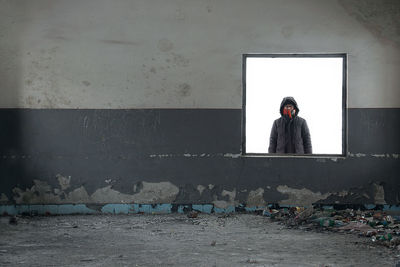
[[284, 104, 295, 114]]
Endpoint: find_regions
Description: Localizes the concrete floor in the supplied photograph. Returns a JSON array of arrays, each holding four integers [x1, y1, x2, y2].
[[0, 214, 399, 266]]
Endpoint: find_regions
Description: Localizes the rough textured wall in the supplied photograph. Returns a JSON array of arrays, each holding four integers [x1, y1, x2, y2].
[[0, 0, 399, 208], [0, 109, 398, 207], [0, 0, 399, 109]]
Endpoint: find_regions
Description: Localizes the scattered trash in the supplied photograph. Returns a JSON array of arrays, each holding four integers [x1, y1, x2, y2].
[[296, 206, 314, 222], [187, 211, 198, 218], [246, 258, 258, 264], [210, 240, 216, 246], [262, 206, 400, 249]]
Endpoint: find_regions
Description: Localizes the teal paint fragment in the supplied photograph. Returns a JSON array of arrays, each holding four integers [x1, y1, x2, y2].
[[177, 205, 189, 213], [383, 205, 400, 211], [192, 204, 213, 213], [154, 204, 172, 213], [0, 205, 17, 215], [214, 206, 235, 213], [58, 204, 97, 214], [101, 204, 131, 214], [245, 206, 265, 212], [138, 204, 151, 213], [2, 203, 397, 216]]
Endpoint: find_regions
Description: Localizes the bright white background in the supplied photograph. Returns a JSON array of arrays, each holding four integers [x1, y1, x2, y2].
[[245, 57, 343, 154]]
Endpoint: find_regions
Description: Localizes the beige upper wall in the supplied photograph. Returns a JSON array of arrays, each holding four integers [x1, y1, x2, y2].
[[0, 0, 399, 109]]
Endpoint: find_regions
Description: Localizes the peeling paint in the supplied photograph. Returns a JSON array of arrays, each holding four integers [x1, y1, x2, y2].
[[13, 180, 60, 204], [373, 183, 386, 204], [362, 193, 370, 199], [12, 178, 179, 205], [148, 153, 251, 159], [347, 153, 399, 158], [91, 186, 136, 203], [130, 181, 179, 204], [148, 153, 229, 158], [372, 154, 386, 158], [213, 189, 237, 209], [56, 174, 71, 190], [197, 185, 206, 195], [277, 185, 330, 206], [150, 154, 174, 158], [337, 190, 349, 197], [246, 188, 266, 207], [349, 152, 367, 157], [0, 193, 9, 204], [66, 186, 92, 203], [223, 153, 241, 159]]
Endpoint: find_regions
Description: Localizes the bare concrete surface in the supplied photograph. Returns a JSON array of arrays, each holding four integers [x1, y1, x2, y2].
[[0, 214, 399, 266]]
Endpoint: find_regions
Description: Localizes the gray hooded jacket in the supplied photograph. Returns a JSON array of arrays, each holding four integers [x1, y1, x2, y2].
[[268, 97, 312, 154]]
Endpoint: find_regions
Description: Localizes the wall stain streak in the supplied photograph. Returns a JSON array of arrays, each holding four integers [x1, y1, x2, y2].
[[338, 0, 400, 49]]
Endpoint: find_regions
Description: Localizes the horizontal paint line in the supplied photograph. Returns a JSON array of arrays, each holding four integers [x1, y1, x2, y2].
[[0, 108, 242, 111], [0, 107, 399, 110], [1, 204, 399, 216]]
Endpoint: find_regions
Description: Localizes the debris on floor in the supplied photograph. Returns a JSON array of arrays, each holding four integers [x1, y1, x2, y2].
[[8, 216, 17, 225], [262, 206, 400, 249], [1, 214, 399, 266], [187, 210, 198, 218]]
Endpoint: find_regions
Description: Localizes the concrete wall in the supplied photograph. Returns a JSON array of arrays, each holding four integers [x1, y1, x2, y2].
[[0, 0, 399, 209]]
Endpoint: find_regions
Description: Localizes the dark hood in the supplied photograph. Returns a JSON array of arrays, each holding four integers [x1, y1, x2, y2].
[[279, 96, 299, 116]]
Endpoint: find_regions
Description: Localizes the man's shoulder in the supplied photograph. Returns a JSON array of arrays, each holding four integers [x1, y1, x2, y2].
[[297, 116, 306, 123]]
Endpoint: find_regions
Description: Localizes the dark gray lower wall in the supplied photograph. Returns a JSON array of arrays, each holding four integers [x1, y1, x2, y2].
[[0, 108, 399, 207]]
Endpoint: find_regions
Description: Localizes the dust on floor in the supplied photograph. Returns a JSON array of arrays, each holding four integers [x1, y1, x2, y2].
[[0, 214, 399, 266]]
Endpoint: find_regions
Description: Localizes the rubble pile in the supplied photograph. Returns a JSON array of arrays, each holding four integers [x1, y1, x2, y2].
[[263, 206, 400, 249]]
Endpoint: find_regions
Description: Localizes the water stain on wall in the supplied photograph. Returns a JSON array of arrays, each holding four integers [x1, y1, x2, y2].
[[177, 83, 191, 97], [171, 53, 189, 67], [281, 25, 294, 39], [338, 0, 400, 48], [157, 38, 174, 52], [82, 81, 91, 87], [100, 39, 138, 46]]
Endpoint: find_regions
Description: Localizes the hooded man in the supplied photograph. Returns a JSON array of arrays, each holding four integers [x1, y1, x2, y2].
[[268, 96, 312, 154]]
